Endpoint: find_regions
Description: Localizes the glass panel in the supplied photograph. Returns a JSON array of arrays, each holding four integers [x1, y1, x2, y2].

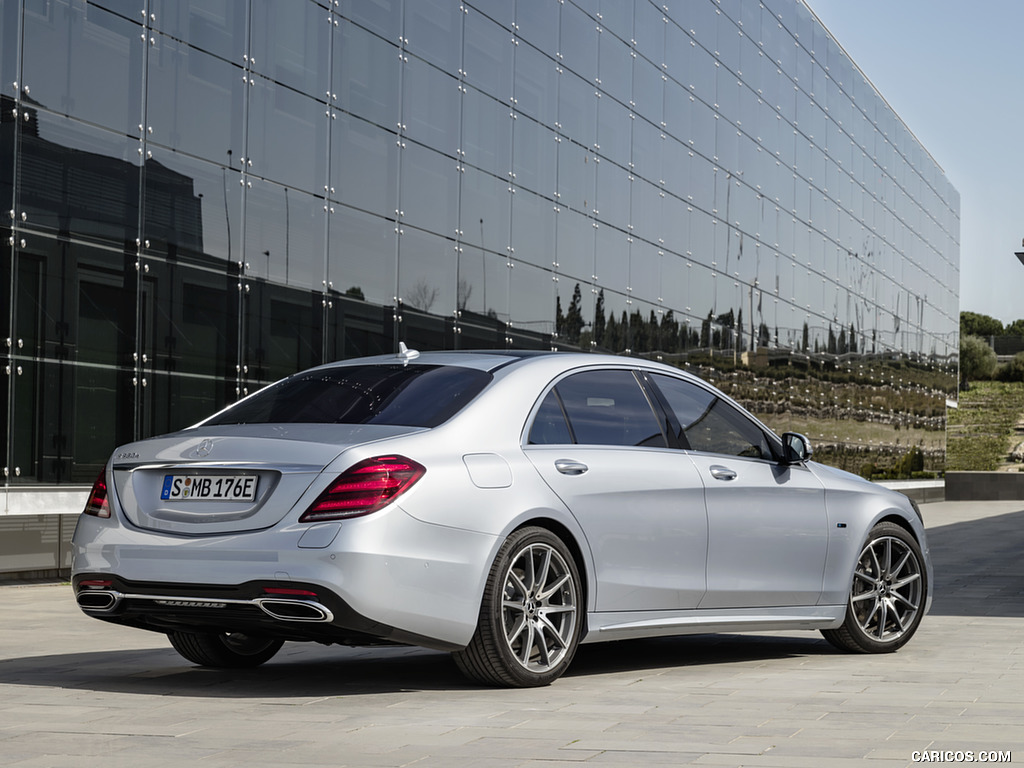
[[341, 0, 400, 41], [147, 33, 245, 167], [246, 282, 321, 382], [464, 7, 513, 101], [461, 86, 512, 179], [597, 28, 631, 106], [559, 2, 597, 83], [245, 181, 325, 290], [595, 97, 631, 169], [515, 0, 559, 61], [151, 0, 247, 62], [335, 18, 400, 131], [594, 225, 627, 293], [595, 160, 628, 232], [398, 226, 456, 317], [402, 56, 460, 153], [399, 141, 459, 237], [459, 165, 510, 253], [558, 70, 597, 151], [327, 205, 396, 308], [513, 116, 557, 199], [633, 0, 664, 70], [144, 146, 241, 264], [17, 111, 140, 246], [21, 3, 141, 136], [511, 187, 555, 269], [246, 76, 327, 194], [513, 42, 558, 129], [555, 207, 595, 284], [249, 0, 329, 99], [332, 113, 398, 219], [509, 257, 555, 340], [405, 0, 463, 75], [557, 138, 596, 216]]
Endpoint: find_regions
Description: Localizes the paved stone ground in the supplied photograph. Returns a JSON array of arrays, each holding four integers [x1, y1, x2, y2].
[[1, 501, 1022, 767]]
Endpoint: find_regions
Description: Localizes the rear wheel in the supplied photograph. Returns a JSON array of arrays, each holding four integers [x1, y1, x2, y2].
[[167, 630, 284, 668], [454, 526, 583, 687], [822, 521, 926, 653]]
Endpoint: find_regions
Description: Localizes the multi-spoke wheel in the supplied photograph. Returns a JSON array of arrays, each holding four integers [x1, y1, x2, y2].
[[454, 526, 583, 687], [822, 521, 927, 653], [167, 630, 284, 668]]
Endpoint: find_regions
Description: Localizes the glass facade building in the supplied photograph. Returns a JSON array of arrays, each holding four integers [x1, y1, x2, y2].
[[1, 0, 959, 506]]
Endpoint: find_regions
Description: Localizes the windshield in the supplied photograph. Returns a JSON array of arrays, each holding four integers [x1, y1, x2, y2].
[[204, 365, 492, 428]]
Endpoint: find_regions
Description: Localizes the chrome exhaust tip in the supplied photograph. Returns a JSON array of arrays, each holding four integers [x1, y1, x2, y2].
[[77, 590, 120, 611], [256, 598, 334, 623]]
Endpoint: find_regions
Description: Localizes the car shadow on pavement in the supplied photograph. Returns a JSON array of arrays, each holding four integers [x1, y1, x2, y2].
[[926, 508, 1024, 618], [0, 631, 831, 698]]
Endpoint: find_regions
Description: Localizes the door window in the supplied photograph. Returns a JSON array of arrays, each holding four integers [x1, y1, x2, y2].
[[528, 369, 667, 447], [650, 373, 772, 459]]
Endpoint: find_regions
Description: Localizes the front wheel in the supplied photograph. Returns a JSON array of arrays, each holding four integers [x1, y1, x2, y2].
[[822, 521, 927, 653], [167, 630, 284, 668], [454, 526, 583, 687]]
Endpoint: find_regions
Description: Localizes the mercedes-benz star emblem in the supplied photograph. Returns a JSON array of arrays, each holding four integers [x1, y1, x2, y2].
[[191, 439, 214, 458]]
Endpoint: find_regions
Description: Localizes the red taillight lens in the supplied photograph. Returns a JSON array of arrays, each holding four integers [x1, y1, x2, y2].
[[299, 455, 425, 523], [83, 469, 111, 518]]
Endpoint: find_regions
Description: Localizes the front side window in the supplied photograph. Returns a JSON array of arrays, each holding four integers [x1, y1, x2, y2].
[[650, 373, 773, 460], [529, 369, 667, 447], [203, 365, 492, 428]]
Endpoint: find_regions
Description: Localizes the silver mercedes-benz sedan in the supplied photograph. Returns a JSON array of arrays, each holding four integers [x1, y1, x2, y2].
[[72, 348, 931, 687]]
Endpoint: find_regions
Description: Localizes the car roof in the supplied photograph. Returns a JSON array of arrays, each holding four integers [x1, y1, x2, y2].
[[318, 348, 699, 378]]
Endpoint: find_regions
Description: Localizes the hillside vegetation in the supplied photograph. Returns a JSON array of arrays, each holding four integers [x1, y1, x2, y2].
[[946, 381, 1024, 471]]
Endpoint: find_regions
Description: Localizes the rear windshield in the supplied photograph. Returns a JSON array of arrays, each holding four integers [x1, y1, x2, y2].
[[204, 364, 492, 428]]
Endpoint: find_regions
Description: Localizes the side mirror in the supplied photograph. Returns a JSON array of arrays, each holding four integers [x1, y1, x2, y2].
[[781, 432, 813, 464]]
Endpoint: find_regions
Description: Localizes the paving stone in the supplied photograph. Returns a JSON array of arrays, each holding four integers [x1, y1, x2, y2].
[[1, 501, 1023, 766]]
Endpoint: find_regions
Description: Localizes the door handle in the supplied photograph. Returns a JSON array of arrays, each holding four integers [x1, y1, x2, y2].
[[555, 459, 589, 476], [709, 465, 737, 481]]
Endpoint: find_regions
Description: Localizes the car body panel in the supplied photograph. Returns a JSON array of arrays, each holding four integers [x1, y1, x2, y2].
[[525, 444, 708, 611], [689, 453, 828, 609]]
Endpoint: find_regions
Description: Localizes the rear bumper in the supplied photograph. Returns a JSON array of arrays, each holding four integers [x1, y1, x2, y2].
[[72, 574, 463, 651], [71, 505, 499, 649]]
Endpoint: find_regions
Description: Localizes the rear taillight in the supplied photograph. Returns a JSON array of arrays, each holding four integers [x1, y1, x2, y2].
[[83, 469, 111, 518], [299, 455, 425, 523]]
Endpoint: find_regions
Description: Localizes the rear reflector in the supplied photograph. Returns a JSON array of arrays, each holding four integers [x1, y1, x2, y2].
[[83, 469, 111, 518], [299, 455, 425, 522]]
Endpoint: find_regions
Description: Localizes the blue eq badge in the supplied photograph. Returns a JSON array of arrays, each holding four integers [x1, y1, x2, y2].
[[160, 475, 173, 500]]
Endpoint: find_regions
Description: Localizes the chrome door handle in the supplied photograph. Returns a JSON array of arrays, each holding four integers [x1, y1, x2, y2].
[[709, 465, 737, 481], [555, 459, 589, 476]]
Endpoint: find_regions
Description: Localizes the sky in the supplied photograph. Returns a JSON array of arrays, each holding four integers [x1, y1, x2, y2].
[[807, 0, 1024, 325]]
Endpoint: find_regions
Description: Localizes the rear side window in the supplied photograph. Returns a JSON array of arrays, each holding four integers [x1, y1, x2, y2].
[[529, 369, 667, 447], [204, 365, 492, 428]]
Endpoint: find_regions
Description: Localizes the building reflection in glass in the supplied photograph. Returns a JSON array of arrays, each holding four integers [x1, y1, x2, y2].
[[1, 0, 958, 488]]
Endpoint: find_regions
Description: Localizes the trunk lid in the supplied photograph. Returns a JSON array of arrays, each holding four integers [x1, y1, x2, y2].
[[110, 424, 424, 535]]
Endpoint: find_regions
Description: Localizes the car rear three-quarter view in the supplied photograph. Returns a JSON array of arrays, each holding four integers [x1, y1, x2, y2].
[[72, 348, 932, 687]]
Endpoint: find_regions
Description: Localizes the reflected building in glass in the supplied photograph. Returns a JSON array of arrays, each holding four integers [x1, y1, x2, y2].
[[1, 0, 959, 505]]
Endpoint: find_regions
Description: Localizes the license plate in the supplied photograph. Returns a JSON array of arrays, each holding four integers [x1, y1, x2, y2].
[[161, 474, 258, 502]]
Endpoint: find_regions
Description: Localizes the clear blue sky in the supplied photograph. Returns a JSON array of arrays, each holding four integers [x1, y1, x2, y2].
[[808, 0, 1024, 326]]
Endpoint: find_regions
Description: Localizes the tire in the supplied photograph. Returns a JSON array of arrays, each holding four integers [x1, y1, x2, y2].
[[822, 521, 927, 653], [454, 526, 583, 687], [167, 630, 284, 668]]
